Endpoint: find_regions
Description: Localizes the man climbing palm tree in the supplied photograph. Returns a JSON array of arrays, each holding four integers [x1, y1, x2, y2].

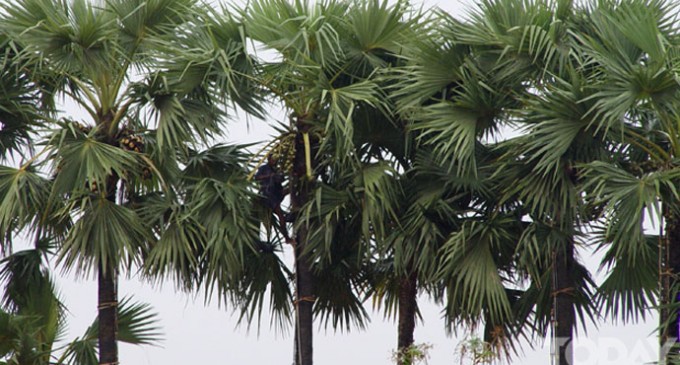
[[255, 154, 293, 244]]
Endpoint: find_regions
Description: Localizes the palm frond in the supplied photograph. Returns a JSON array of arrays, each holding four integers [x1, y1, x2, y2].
[[91, 297, 162, 346], [0, 166, 52, 248], [60, 296, 162, 365], [143, 206, 206, 290], [243, 0, 348, 68], [0, 37, 45, 159], [110, 0, 199, 52], [0, 242, 64, 365], [2, 0, 118, 76], [343, 0, 421, 76], [412, 101, 481, 175], [452, 0, 573, 80], [438, 217, 519, 326], [596, 234, 658, 323], [131, 75, 223, 155], [391, 35, 467, 114], [154, 5, 263, 117], [58, 196, 151, 275], [322, 79, 385, 157], [234, 245, 294, 335], [47, 124, 143, 197], [581, 161, 679, 250], [313, 262, 370, 332], [575, 0, 680, 133]]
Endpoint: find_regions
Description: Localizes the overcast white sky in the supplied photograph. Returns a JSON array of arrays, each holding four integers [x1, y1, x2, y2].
[[47, 1, 659, 364]]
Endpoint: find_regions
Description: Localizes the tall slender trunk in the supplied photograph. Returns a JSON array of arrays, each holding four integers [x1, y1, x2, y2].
[[293, 320, 299, 365], [293, 235, 314, 365], [291, 117, 316, 365], [554, 241, 575, 365], [98, 263, 118, 365], [99, 148, 119, 365], [661, 208, 680, 363], [397, 272, 418, 365]]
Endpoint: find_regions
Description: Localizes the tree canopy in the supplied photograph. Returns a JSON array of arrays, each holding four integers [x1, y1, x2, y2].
[[2, 0, 680, 364]]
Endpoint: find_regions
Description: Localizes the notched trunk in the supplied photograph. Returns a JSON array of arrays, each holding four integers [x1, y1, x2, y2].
[[293, 239, 314, 365], [98, 263, 118, 365], [291, 116, 317, 365], [661, 208, 680, 362], [397, 273, 418, 365], [99, 165, 120, 365], [554, 242, 575, 365]]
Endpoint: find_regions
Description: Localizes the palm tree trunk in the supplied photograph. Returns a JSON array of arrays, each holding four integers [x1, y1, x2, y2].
[[99, 165, 119, 365], [397, 272, 418, 365], [661, 208, 680, 363], [293, 320, 299, 365], [554, 242, 575, 365], [98, 262, 118, 365], [293, 238, 314, 365], [291, 118, 316, 365]]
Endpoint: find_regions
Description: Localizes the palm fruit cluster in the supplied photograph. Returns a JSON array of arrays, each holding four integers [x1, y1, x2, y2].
[[88, 180, 99, 193], [269, 133, 296, 173], [75, 122, 92, 134], [118, 130, 144, 153], [116, 129, 152, 180], [629, 159, 661, 175]]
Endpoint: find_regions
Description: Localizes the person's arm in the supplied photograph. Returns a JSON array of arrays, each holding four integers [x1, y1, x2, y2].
[[254, 173, 269, 181], [254, 165, 273, 181]]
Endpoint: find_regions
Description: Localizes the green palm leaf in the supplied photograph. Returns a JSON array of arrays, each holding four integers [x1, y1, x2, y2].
[[0, 242, 64, 365], [596, 234, 658, 323], [154, 5, 263, 117], [0, 166, 52, 246], [58, 196, 151, 275], [234, 245, 293, 335], [438, 217, 518, 326], [84, 297, 162, 346], [0, 37, 45, 158], [48, 125, 143, 197], [143, 207, 206, 289], [581, 161, 680, 249], [243, 0, 347, 68], [60, 297, 162, 365]]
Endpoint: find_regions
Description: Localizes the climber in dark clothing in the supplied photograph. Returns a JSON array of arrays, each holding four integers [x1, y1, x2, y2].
[[255, 155, 292, 243]]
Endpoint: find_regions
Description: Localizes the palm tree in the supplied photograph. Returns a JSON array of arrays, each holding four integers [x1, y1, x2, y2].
[[390, 1, 607, 363], [418, 2, 680, 365], [162, 1, 420, 363], [569, 0, 680, 362], [0, 1, 260, 364], [364, 14, 524, 361], [450, 2, 607, 363]]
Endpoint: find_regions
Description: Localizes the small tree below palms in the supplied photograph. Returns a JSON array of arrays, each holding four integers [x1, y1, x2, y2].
[[0, 242, 162, 365]]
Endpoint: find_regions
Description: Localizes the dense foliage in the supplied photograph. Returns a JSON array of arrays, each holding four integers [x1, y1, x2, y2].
[[1, 0, 679, 364]]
